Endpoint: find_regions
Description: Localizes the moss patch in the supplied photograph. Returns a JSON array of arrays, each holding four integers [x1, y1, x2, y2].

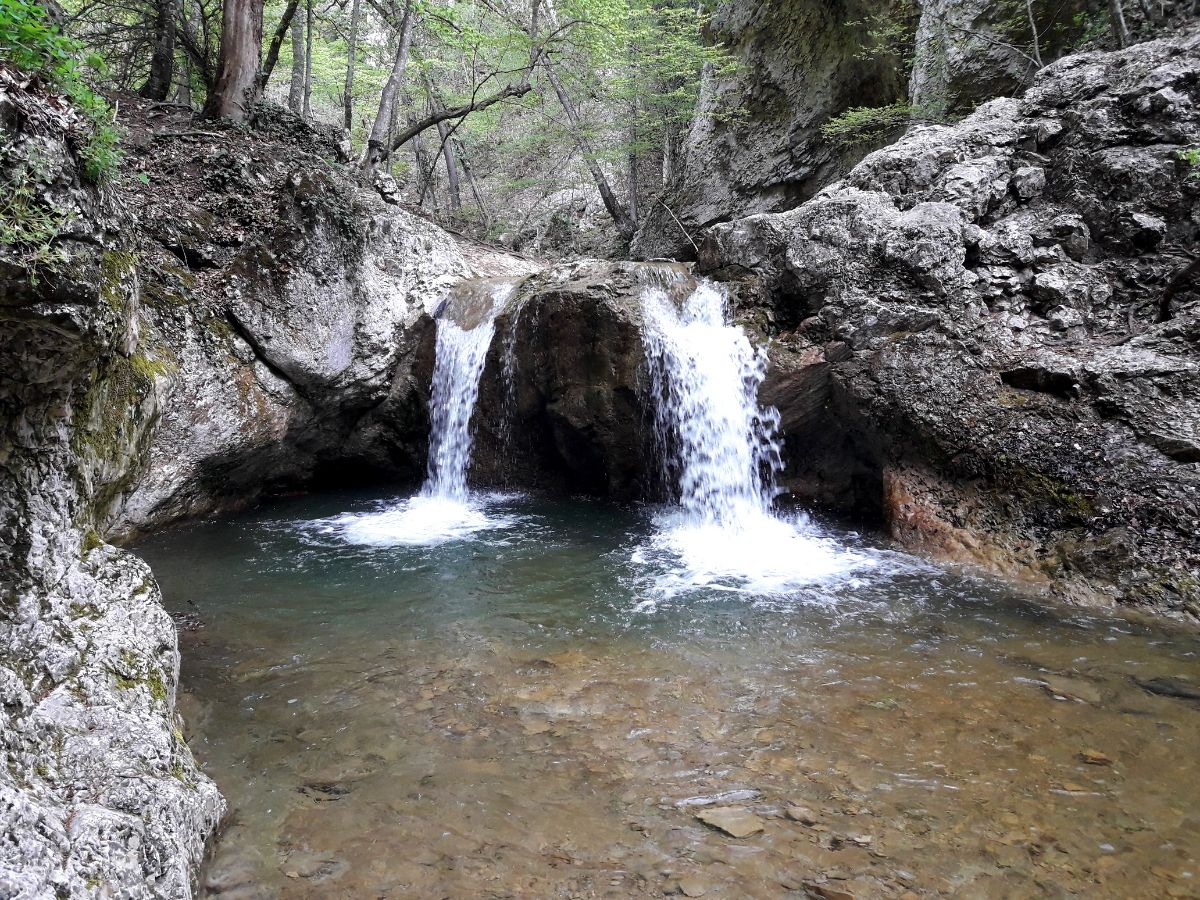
[[99, 249, 138, 312]]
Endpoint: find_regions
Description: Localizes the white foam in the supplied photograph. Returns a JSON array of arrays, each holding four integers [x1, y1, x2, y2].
[[315, 494, 518, 548], [637, 280, 872, 603], [636, 507, 874, 602]]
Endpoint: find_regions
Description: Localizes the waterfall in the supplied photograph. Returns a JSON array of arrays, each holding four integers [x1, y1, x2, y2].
[[636, 279, 865, 598], [642, 282, 782, 526], [321, 279, 519, 547], [424, 280, 515, 500]]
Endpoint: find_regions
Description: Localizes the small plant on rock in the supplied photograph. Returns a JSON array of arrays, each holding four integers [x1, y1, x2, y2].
[[1180, 147, 1200, 179], [821, 103, 937, 148]]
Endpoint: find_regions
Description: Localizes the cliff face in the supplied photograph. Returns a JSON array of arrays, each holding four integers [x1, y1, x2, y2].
[[702, 29, 1200, 617], [0, 72, 223, 898], [631, 0, 908, 260]]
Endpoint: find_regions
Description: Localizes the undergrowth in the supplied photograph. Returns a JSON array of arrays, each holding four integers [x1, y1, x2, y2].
[[0, 0, 123, 182]]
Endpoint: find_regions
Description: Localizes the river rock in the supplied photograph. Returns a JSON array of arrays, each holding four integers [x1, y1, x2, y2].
[[694, 806, 765, 838]]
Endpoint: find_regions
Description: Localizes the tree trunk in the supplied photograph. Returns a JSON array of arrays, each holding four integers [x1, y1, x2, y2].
[[457, 140, 490, 228], [1024, 0, 1042, 67], [288, 13, 304, 112], [139, 0, 177, 100], [259, 0, 300, 89], [302, 0, 313, 119], [177, 0, 216, 96], [175, 53, 193, 107], [543, 62, 635, 240], [361, 0, 416, 172], [1108, 0, 1130, 48], [342, 0, 361, 131], [205, 0, 265, 121], [413, 131, 439, 213], [436, 119, 462, 213]]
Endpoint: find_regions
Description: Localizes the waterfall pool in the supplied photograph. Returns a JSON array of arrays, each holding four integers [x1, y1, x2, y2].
[[137, 490, 1200, 899]]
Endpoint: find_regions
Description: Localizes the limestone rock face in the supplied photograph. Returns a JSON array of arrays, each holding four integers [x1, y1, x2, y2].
[[112, 166, 469, 534], [632, 0, 907, 260], [0, 74, 223, 899], [702, 30, 1200, 617]]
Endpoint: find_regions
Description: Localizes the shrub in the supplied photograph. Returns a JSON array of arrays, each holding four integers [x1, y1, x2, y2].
[[821, 103, 932, 148], [0, 0, 123, 182], [1180, 147, 1200, 179]]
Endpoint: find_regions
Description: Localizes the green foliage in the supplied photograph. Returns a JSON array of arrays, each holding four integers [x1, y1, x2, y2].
[[0, 0, 123, 182], [1069, 10, 1110, 47], [850, 0, 920, 67], [1179, 147, 1200, 179], [821, 103, 929, 148], [0, 141, 75, 280]]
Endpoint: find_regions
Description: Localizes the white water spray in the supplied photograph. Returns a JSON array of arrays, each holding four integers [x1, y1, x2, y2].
[[637, 281, 868, 598], [643, 283, 782, 526]]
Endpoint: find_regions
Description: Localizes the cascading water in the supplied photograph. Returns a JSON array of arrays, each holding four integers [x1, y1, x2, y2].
[[424, 282, 515, 500], [636, 280, 868, 600], [643, 282, 782, 526], [323, 279, 520, 547]]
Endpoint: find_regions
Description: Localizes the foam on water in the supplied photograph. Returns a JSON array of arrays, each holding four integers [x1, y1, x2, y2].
[[309, 494, 521, 548], [638, 281, 871, 600]]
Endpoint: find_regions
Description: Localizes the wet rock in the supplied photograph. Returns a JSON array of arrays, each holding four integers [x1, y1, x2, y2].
[[1136, 676, 1200, 702], [803, 879, 860, 900], [694, 806, 765, 838], [1081, 749, 1114, 766], [1042, 675, 1103, 705], [675, 874, 713, 897], [469, 260, 690, 498]]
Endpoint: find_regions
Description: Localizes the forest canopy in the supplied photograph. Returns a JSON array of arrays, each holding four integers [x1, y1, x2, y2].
[[16, 0, 734, 248]]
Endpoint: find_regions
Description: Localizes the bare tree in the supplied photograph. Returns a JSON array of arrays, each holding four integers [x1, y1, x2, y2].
[[205, 0, 265, 121], [361, 0, 417, 172], [1024, 0, 1042, 67]]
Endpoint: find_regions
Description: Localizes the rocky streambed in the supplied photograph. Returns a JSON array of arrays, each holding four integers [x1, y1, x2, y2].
[[141, 489, 1200, 899]]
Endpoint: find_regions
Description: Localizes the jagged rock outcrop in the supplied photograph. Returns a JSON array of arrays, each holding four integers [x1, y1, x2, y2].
[[0, 72, 223, 898], [97, 102, 476, 536], [701, 30, 1200, 617], [632, 0, 908, 260], [909, 0, 1195, 117]]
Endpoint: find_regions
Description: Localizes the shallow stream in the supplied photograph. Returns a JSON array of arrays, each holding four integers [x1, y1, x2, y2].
[[137, 490, 1200, 899]]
